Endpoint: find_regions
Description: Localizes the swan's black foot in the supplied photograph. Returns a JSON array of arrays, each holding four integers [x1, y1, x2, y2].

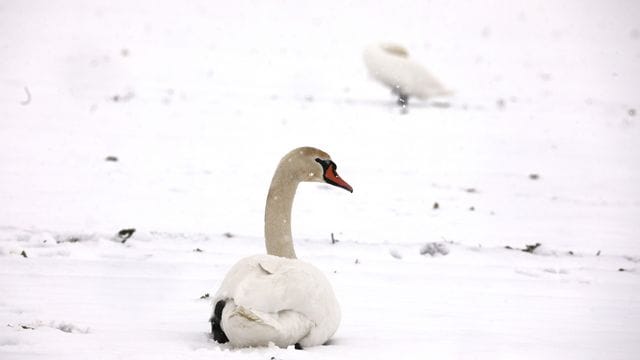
[[211, 300, 229, 343], [294, 343, 303, 350], [397, 94, 409, 113]]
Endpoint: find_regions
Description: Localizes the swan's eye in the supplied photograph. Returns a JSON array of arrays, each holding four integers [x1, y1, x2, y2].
[[315, 158, 331, 169]]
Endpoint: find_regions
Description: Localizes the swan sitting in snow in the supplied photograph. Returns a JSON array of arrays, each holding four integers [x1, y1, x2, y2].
[[210, 147, 353, 349], [363, 43, 450, 109]]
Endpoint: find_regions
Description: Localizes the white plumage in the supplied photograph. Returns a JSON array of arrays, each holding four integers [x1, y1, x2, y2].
[[214, 254, 341, 348], [363, 43, 451, 103]]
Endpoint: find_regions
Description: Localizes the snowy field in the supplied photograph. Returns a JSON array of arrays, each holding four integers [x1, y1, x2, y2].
[[1, 0, 640, 358]]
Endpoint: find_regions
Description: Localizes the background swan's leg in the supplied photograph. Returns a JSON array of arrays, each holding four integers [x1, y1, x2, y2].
[[397, 93, 409, 108]]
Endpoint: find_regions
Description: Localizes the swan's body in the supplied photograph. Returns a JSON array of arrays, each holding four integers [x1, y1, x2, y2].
[[213, 255, 341, 348], [210, 147, 352, 348], [363, 43, 450, 107]]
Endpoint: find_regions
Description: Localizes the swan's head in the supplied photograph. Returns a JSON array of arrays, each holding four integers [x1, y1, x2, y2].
[[283, 147, 353, 193]]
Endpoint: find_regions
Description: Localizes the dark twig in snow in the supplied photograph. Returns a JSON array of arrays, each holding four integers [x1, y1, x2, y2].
[[331, 233, 339, 244], [505, 243, 542, 254], [117, 228, 136, 243], [523, 243, 542, 253], [20, 250, 28, 258], [20, 87, 31, 106]]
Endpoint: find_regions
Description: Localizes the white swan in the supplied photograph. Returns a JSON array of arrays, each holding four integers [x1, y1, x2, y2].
[[210, 147, 353, 349], [363, 43, 451, 108]]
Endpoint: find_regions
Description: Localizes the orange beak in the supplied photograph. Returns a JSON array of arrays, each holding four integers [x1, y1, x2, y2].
[[324, 162, 353, 193]]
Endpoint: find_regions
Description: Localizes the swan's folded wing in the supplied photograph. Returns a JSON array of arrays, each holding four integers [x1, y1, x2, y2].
[[223, 303, 314, 347]]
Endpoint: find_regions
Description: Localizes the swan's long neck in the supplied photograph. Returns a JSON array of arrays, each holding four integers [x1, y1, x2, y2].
[[264, 166, 298, 259]]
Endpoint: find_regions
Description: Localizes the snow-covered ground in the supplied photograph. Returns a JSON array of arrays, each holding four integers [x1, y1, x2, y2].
[[1, 0, 639, 358]]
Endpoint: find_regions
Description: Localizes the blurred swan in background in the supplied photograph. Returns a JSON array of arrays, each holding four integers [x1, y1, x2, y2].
[[363, 43, 451, 109]]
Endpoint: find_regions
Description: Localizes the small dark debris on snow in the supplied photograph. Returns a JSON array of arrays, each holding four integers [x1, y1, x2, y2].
[[433, 202, 439, 210], [55, 236, 81, 244], [193, 248, 203, 252], [200, 293, 210, 299], [496, 98, 506, 109], [596, 250, 601, 256], [389, 248, 403, 259], [465, 188, 477, 193], [469, 206, 475, 211], [505, 243, 541, 254], [523, 243, 541, 253], [618, 268, 627, 272], [56, 323, 83, 333], [117, 228, 136, 243], [529, 173, 540, 180], [223, 232, 234, 238], [628, 108, 636, 116], [331, 233, 339, 244], [105, 156, 118, 162], [568, 251, 574, 256], [120, 48, 130, 57], [111, 91, 135, 103], [354, 258, 360, 264], [420, 242, 449, 256], [21, 325, 35, 330], [20, 250, 27, 258]]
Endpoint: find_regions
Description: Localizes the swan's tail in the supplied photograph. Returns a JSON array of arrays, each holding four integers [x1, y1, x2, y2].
[[210, 299, 229, 343]]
